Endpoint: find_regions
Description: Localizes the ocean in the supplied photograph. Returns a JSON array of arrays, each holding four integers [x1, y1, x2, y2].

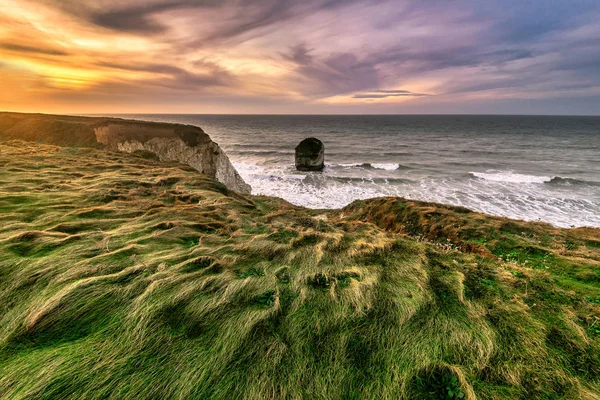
[[107, 115, 600, 228]]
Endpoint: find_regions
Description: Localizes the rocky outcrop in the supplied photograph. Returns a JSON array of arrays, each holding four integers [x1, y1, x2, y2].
[[94, 122, 251, 194], [295, 137, 324, 171], [0, 112, 251, 194]]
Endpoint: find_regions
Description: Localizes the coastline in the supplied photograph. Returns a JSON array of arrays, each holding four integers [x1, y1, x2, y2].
[[100, 113, 600, 229]]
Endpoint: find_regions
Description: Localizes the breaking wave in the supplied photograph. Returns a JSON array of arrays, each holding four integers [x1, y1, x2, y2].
[[469, 171, 552, 184], [331, 163, 407, 171]]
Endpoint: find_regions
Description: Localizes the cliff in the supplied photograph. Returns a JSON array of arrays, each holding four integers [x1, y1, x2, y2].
[[0, 112, 251, 194], [0, 140, 599, 400]]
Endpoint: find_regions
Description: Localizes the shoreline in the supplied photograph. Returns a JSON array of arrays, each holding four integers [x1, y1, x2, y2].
[[2, 110, 598, 229]]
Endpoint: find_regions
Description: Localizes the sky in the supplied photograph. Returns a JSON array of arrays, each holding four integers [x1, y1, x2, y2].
[[1, 0, 599, 115]]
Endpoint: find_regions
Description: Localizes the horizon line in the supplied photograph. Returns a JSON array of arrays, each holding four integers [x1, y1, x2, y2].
[[3, 111, 598, 118]]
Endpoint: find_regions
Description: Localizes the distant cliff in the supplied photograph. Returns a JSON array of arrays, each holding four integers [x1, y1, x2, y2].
[[0, 112, 250, 193]]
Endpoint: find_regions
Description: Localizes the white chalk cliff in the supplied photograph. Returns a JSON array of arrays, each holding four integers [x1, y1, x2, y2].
[[0, 112, 251, 194], [94, 122, 251, 194]]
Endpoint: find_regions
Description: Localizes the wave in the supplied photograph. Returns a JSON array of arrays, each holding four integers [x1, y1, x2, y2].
[[546, 176, 600, 187], [470, 171, 552, 184], [230, 150, 293, 156], [470, 170, 599, 187], [331, 163, 406, 171], [231, 144, 287, 149], [328, 176, 414, 184]]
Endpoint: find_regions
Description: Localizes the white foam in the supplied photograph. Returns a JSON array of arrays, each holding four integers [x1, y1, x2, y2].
[[331, 163, 399, 171], [470, 170, 552, 184], [371, 163, 399, 171], [233, 162, 386, 209], [233, 162, 600, 228], [232, 162, 267, 176], [403, 178, 600, 228]]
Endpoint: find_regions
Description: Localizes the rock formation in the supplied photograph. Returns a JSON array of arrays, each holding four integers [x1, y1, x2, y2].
[[295, 137, 324, 171], [94, 122, 251, 194], [0, 112, 251, 194]]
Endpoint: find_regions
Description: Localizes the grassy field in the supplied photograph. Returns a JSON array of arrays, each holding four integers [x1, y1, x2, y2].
[[0, 140, 599, 399]]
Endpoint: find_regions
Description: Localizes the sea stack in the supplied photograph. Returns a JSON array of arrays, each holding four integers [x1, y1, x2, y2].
[[295, 137, 324, 171]]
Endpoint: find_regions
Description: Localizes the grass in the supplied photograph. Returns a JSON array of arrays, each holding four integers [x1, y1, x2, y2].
[[0, 140, 599, 399]]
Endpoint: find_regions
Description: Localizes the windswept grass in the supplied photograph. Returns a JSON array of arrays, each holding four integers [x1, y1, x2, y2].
[[0, 141, 599, 399]]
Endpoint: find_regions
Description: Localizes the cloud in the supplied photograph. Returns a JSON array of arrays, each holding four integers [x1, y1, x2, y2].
[[96, 60, 235, 90], [374, 90, 413, 94], [2, 0, 600, 113], [0, 43, 70, 56], [30, 0, 215, 33], [282, 44, 380, 97], [38, 0, 377, 43], [88, 1, 229, 34], [90, 6, 168, 33], [352, 90, 430, 99], [281, 43, 314, 65]]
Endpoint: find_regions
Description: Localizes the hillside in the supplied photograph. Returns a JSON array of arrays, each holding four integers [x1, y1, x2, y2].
[[0, 140, 599, 399]]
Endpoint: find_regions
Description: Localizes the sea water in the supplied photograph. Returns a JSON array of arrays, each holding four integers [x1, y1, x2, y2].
[[109, 115, 600, 228]]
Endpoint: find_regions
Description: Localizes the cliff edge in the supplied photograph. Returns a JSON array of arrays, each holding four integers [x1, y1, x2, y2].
[[0, 112, 251, 194]]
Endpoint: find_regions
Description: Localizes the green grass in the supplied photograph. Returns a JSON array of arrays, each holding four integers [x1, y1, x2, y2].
[[0, 141, 599, 399]]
